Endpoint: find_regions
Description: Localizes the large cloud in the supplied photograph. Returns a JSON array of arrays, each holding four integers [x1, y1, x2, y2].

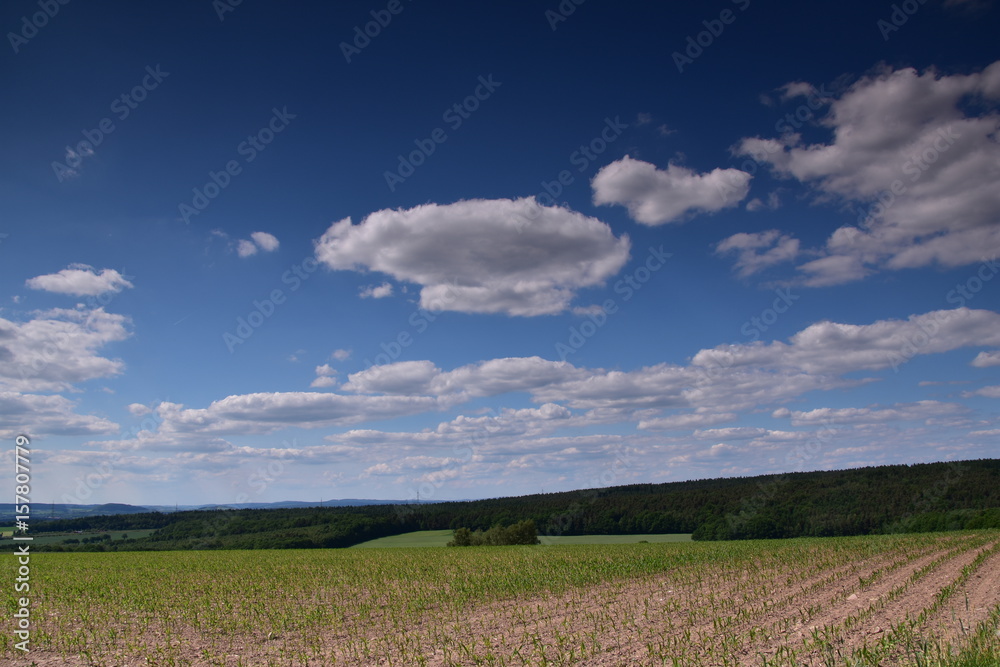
[[342, 357, 592, 398], [0, 392, 119, 439], [734, 61, 1000, 284], [591, 156, 751, 225], [0, 308, 131, 393], [692, 308, 1000, 375], [348, 356, 847, 416], [229, 309, 1000, 432], [314, 198, 631, 316], [531, 363, 851, 413], [0, 308, 131, 446], [152, 392, 456, 435], [773, 401, 966, 426], [88, 308, 1000, 472], [331, 354, 846, 420], [25, 264, 133, 296]]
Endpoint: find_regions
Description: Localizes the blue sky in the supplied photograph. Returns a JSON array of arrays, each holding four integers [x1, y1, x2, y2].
[[2, 0, 999, 506]]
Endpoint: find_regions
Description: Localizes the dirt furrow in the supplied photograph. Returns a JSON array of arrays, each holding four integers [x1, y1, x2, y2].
[[917, 540, 1000, 650], [343, 539, 939, 665], [776, 538, 998, 666], [660, 540, 949, 664]]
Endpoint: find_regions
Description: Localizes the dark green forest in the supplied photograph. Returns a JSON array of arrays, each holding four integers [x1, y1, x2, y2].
[[13, 458, 1000, 552]]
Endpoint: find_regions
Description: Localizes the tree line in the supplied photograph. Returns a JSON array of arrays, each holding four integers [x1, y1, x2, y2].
[[12, 458, 999, 552]]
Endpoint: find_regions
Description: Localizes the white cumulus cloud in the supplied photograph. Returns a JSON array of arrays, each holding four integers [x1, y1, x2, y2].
[[359, 282, 393, 299], [0, 392, 119, 439], [310, 364, 338, 389], [0, 308, 131, 393], [971, 351, 1000, 368], [692, 308, 1000, 376], [151, 392, 456, 435], [591, 156, 751, 225], [735, 61, 1000, 285], [250, 231, 280, 252], [773, 401, 966, 426], [314, 198, 630, 316], [236, 231, 280, 258], [236, 239, 258, 258], [25, 264, 133, 297]]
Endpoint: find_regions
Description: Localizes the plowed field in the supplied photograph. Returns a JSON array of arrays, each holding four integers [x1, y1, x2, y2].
[[5, 531, 999, 666]]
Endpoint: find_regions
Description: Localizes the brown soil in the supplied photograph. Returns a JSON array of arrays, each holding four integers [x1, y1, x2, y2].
[[919, 543, 1000, 646], [750, 538, 997, 666], [12, 535, 1000, 667]]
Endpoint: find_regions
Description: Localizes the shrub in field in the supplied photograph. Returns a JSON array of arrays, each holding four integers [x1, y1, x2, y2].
[[449, 527, 474, 546], [447, 520, 539, 546]]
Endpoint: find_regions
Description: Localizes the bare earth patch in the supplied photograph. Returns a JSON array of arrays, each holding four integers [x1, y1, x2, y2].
[[11, 534, 1000, 666]]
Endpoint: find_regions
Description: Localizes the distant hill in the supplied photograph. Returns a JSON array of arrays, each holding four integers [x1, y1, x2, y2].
[[0, 502, 152, 522], [143, 498, 414, 512], [11, 458, 1000, 552], [92, 503, 151, 514], [0, 499, 430, 523]]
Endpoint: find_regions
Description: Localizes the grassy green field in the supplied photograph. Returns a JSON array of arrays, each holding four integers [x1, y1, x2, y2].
[[351, 530, 693, 548], [4, 531, 998, 665], [350, 529, 457, 548], [539, 533, 692, 545]]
